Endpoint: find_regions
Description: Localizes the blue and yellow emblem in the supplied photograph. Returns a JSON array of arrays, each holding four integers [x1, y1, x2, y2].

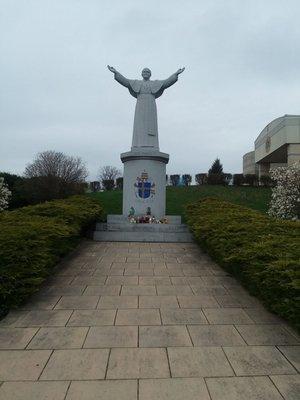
[[134, 171, 155, 199]]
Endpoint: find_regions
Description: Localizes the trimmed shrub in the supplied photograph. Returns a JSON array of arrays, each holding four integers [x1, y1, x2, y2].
[[170, 174, 180, 187], [102, 179, 115, 190], [207, 173, 226, 185], [260, 175, 273, 187], [244, 174, 258, 187], [0, 196, 102, 317], [116, 177, 123, 190], [186, 198, 300, 329], [233, 174, 244, 186], [195, 173, 207, 185], [182, 174, 192, 186]]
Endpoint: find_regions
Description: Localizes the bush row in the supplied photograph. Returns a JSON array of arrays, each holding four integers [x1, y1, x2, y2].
[[0, 196, 102, 317], [185, 198, 300, 329]]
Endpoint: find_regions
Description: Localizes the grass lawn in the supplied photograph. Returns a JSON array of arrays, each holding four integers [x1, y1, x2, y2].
[[88, 185, 271, 221]]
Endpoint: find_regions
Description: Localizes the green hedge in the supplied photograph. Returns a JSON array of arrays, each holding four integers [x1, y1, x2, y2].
[[186, 198, 300, 329], [0, 196, 102, 317]]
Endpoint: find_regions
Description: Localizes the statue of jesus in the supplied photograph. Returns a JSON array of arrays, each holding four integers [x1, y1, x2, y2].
[[107, 66, 185, 150]]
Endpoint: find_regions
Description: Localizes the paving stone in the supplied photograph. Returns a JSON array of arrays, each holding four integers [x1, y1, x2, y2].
[[84, 326, 138, 348], [40, 348, 109, 380], [97, 295, 138, 309], [139, 326, 192, 347], [65, 380, 137, 400], [270, 374, 300, 400], [231, 294, 262, 308], [224, 346, 297, 375], [139, 378, 210, 400], [214, 295, 242, 307], [161, 309, 207, 325], [27, 327, 88, 349], [206, 376, 283, 400], [203, 308, 254, 324], [14, 310, 73, 327], [170, 277, 188, 285], [109, 266, 125, 275], [122, 264, 146, 272], [188, 325, 246, 346], [0, 328, 38, 349], [183, 277, 205, 285], [103, 256, 126, 262], [55, 296, 99, 309], [124, 269, 154, 276], [0, 381, 69, 400], [39, 285, 85, 296], [244, 308, 283, 324], [139, 295, 179, 308], [202, 276, 236, 286], [121, 285, 156, 295], [168, 347, 234, 377], [178, 295, 219, 308], [154, 268, 183, 276], [84, 285, 121, 295], [106, 276, 138, 285], [67, 310, 116, 326], [71, 276, 107, 285], [156, 285, 193, 295], [116, 309, 161, 325], [0, 350, 51, 380], [190, 285, 228, 296], [20, 296, 61, 310], [127, 257, 152, 263], [235, 325, 299, 345], [0, 311, 29, 327], [183, 268, 212, 277], [93, 269, 111, 276], [46, 275, 75, 285], [107, 348, 170, 379], [139, 276, 172, 285], [278, 346, 300, 372], [120, 262, 139, 268]]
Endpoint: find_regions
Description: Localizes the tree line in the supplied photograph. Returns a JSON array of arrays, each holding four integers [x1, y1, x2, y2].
[[92, 158, 273, 191], [1, 152, 273, 211]]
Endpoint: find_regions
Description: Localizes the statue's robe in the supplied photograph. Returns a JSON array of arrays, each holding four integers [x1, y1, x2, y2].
[[115, 72, 178, 149]]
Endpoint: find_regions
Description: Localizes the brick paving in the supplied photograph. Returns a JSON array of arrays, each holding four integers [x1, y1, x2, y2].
[[0, 240, 299, 399]]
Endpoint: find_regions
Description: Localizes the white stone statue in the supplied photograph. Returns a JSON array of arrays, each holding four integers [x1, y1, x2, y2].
[[107, 66, 185, 150]]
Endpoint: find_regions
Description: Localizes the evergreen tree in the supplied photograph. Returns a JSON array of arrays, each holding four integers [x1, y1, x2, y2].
[[208, 158, 223, 174]]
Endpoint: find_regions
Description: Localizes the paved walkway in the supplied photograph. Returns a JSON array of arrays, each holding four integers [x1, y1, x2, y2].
[[0, 241, 299, 399]]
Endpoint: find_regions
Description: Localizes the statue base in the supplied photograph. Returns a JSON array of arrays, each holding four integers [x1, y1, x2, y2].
[[120, 149, 169, 219]]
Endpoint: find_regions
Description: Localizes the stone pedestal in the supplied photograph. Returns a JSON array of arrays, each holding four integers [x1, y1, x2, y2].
[[121, 149, 169, 218]]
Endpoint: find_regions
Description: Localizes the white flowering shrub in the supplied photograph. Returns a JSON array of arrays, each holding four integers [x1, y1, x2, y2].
[[0, 177, 11, 211], [268, 162, 300, 220]]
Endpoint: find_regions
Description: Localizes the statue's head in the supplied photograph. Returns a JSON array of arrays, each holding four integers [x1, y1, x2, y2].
[[141, 68, 151, 80]]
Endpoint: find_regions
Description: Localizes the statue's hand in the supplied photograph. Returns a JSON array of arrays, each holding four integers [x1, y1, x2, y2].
[[107, 65, 117, 74], [176, 67, 185, 75]]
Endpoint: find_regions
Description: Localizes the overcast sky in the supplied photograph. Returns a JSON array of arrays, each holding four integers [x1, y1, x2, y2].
[[1, 0, 300, 180]]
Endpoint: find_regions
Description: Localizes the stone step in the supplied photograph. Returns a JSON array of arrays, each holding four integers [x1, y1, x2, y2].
[[93, 230, 193, 243], [92, 214, 193, 242]]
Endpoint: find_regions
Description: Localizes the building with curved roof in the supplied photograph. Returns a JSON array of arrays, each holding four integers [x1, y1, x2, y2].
[[243, 114, 300, 177]]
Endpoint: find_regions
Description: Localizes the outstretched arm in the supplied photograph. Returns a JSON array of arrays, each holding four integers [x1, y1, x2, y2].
[[107, 65, 130, 88], [162, 67, 185, 89]]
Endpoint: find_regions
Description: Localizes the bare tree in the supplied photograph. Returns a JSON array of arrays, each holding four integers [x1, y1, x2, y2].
[[98, 166, 121, 183], [22, 150, 88, 203], [25, 150, 88, 182]]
